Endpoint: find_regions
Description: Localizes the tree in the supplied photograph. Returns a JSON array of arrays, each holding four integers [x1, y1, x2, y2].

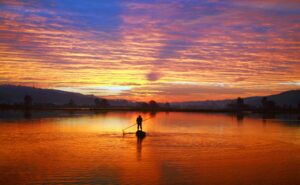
[[149, 100, 159, 109], [237, 97, 244, 106], [100, 99, 109, 108], [261, 97, 276, 112], [164, 102, 170, 108], [236, 97, 244, 112], [261, 97, 268, 109], [139, 102, 148, 109], [95, 98, 109, 108], [24, 95, 32, 109], [94, 98, 101, 107], [67, 99, 76, 107]]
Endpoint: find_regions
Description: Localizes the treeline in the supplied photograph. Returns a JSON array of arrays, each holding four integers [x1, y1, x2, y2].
[[227, 97, 300, 113], [1, 95, 300, 113], [0, 95, 171, 111], [0, 95, 110, 110]]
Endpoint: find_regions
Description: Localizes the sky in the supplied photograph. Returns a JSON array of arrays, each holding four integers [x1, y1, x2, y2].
[[0, 0, 300, 102]]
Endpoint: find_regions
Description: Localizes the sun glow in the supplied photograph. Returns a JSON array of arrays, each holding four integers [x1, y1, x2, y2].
[[0, 0, 299, 101]]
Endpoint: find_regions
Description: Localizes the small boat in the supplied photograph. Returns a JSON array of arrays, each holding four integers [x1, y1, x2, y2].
[[136, 130, 146, 138]]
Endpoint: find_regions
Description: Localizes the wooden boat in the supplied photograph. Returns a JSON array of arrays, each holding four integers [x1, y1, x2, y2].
[[136, 130, 146, 138]]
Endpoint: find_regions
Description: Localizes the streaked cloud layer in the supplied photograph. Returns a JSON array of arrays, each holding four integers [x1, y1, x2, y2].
[[0, 0, 299, 101]]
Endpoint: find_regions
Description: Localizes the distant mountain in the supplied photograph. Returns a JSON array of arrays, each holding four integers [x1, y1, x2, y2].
[[245, 90, 300, 108], [172, 90, 300, 109], [1, 85, 299, 109], [0, 85, 98, 106], [0, 85, 138, 107], [171, 99, 232, 110]]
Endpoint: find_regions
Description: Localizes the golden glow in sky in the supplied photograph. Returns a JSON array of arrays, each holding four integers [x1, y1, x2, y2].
[[0, 0, 300, 101]]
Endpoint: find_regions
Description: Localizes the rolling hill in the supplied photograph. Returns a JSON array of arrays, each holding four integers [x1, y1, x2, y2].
[[0, 85, 299, 109], [0, 85, 97, 106], [172, 90, 300, 109]]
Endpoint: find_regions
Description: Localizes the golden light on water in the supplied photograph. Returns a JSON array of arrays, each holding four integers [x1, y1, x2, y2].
[[0, 112, 300, 184]]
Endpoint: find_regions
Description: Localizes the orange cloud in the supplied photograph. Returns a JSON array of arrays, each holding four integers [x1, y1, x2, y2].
[[0, 0, 299, 101]]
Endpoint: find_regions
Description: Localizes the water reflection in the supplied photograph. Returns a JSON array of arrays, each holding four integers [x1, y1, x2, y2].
[[236, 113, 244, 125], [0, 111, 299, 185], [136, 136, 144, 161], [23, 110, 31, 119], [149, 111, 157, 118]]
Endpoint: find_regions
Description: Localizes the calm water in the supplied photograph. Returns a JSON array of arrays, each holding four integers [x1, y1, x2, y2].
[[0, 111, 300, 185]]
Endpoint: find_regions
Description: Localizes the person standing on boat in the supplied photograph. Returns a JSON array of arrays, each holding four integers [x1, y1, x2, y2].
[[137, 115, 143, 131]]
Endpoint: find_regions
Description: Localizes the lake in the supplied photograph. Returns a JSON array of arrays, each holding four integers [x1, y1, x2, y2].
[[0, 111, 300, 185]]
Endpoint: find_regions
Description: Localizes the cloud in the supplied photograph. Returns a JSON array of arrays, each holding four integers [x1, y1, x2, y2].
[[115, 82, 273, 102], [0, 0, 299, 101], [146, 71, 163, 81], [234, 77, 247, 82], [229, 0, 300, 11], [57, 85, 133, 96], [279, 82, 300, 86]]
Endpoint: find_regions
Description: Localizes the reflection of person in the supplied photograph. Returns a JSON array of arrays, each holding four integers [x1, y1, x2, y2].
[[137, 137, 143, 161], [137, 115, 143, 131]]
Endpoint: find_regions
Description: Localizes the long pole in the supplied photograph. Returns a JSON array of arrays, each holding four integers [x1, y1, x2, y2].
[[122, 117, 152, 133]]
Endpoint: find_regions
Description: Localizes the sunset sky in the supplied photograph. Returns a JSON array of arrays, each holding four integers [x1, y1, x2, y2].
[[0, 0, 299, 102]]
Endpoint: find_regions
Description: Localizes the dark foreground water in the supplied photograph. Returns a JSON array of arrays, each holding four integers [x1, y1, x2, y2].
[[0, 111, 300, 185]]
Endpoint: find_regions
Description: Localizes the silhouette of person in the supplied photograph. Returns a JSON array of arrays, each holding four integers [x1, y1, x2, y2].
[[137, 115, 143, 131]]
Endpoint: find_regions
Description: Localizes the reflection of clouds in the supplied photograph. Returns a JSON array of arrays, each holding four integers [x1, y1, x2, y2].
[[0, 0, 299, 100]]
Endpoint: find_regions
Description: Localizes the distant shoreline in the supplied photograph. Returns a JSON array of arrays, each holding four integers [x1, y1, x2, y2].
[[1, 107, 299, 114]]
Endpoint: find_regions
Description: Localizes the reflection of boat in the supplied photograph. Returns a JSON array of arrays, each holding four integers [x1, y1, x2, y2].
[[137, 134, 144, 161], [136, 130, 146, 138]]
